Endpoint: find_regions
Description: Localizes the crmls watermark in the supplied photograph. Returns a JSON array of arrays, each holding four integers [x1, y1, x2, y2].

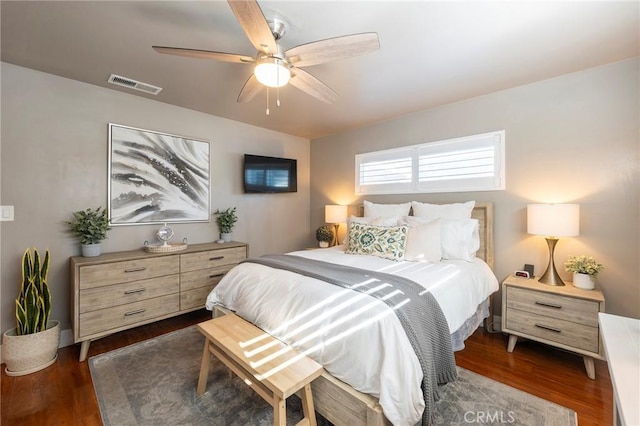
[[463, 410, 516, 424]]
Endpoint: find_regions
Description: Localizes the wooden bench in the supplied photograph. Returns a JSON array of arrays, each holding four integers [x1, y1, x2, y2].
[[197, 314, 324, 426]]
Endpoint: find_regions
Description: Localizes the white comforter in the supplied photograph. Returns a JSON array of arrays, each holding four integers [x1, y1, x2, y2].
[[206, 246, 498, 426]]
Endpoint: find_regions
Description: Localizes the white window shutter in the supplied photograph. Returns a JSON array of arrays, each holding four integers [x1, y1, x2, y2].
[[355, 130, 505, 195]]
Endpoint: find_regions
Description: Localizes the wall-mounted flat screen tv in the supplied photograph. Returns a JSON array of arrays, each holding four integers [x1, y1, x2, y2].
[[243, 154, 297, 193]]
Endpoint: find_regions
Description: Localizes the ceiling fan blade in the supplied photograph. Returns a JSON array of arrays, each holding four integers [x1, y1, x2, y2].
[[153, 46, 254, 64], [286, 33, 380, 68], [289, 68, 337, 104], [237, 74, 263, 103], [227, 0, 277, 55]]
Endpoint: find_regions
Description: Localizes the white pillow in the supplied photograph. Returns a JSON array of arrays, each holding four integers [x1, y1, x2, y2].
[[363, 200, 411, 217], [397, 217, 442, 262], [411, 201, 475, 220], [440, 218, 480, 262]]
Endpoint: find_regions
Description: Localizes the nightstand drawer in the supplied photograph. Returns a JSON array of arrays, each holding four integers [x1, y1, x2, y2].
[[180, 247, 246, 272], [506, 308, 599, 353], [506, 286, 599, 327]]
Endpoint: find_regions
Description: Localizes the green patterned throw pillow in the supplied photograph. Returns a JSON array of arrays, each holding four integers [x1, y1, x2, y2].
[[346, 222, 409, 261]]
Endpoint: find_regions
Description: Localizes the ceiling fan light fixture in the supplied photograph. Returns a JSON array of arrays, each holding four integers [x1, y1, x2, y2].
[[254, 57, 290, 88]]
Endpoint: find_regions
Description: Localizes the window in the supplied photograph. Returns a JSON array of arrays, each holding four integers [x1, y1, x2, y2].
[[356, 148, 414, 194], [356, 130, 505, 195]]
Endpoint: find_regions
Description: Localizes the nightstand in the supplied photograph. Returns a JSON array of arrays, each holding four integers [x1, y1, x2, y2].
[[501, 275, 605, 379]]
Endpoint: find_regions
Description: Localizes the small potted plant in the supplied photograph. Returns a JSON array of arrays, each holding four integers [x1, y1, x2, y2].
[[66, 206, 111, 257], [564, 255, 604, 290], [2, 248, 60, 376], [316, 225, 334, 248], [213, 207, 238, 242]]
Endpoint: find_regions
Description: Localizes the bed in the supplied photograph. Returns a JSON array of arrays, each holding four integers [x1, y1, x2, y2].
[[206, 202, 497, 426]]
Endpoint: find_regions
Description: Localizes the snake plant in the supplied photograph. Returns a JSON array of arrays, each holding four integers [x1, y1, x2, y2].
[[15, 248, 51, 335]]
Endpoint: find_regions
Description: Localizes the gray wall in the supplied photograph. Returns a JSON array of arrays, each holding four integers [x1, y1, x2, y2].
[[0, 63, 311, 342], [310, 58, 640, 319]]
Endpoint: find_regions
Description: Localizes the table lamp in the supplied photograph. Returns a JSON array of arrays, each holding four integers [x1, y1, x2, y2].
[[325, 205, 348, 246], [527, 204, 579, 286]]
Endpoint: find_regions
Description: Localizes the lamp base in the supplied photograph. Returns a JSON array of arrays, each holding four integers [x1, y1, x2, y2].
[[332, 223, 340, 247], [537, 237, 565, 286]]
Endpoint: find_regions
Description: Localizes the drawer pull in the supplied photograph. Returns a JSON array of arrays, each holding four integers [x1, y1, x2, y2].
[[209, 256, 225, 261], [535, 324, 561, 333], [124, 266, 147, 273], [124, 288, 146, 295], [535, 301, 562, 309], [124, 309, 146, 317], [209, 273, 225, 279]]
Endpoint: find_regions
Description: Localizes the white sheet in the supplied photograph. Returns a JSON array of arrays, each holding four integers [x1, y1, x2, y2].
[[206, 246, 498, 426]]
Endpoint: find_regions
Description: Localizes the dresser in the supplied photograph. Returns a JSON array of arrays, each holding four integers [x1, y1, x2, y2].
[[70, 241, 248, 361], [501, 275, 605, 379]]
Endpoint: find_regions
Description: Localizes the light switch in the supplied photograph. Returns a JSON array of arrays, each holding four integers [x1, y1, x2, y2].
[[1, 206, 14, 221]]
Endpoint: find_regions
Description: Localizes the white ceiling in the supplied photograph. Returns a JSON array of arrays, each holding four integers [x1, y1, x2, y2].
[[2, 1, 638, 139]]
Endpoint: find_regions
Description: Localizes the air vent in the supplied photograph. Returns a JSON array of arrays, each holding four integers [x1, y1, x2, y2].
[[108, 74, 162, 95]]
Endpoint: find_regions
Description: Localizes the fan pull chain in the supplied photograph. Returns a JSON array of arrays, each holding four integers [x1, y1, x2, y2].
[[266, 87, 270, 115], [276, 65, 281, 108]]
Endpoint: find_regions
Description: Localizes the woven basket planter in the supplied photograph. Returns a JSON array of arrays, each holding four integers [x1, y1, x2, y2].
[[2, 320, 60, 376]]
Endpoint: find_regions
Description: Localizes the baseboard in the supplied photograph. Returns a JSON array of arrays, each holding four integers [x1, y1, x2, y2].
[[486, 315, 502, 333], [60, 327, 74, 348], [0, 327, 75, 365]]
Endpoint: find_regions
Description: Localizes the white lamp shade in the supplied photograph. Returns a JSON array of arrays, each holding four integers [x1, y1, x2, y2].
[[527, 204, 580, 237], [325, 205, 348, 224], [254, 58, 291, 88]]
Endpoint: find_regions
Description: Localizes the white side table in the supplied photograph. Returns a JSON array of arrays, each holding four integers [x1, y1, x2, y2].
[[598, 313, 640, 426]]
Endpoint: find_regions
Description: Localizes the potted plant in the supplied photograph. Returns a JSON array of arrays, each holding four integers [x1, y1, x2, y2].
[[66, 206, 110, 257], [2, 248, 60, 376], [213, 207, 238, 242], [564, 255, 604, 290], [316, 225, 334, 248]]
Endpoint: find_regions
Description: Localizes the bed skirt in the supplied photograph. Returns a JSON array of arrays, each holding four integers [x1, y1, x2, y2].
[[450, 299, 489, 351]]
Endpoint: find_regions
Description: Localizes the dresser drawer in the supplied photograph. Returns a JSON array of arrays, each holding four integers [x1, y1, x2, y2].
[[79, 274, 179, 313], [180, 247, 246, 272], [79, 293, 180, 338], [505, 308, 599, 353], [181, 286, 214, 311], [79, 256, 180, 289], [181, 265, 231, 292], [506, 286, 599, 327]]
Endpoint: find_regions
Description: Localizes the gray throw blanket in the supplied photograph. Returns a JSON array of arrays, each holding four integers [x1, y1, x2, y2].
[[243, 254, 458, 425]]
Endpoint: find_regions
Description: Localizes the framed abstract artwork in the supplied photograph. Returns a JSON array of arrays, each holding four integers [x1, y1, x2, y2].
[[108, 123, 210, 225]]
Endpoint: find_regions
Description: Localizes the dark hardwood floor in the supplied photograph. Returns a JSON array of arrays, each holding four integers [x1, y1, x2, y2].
[[2, 310, 612, 425], [455, 327, 612, 426]]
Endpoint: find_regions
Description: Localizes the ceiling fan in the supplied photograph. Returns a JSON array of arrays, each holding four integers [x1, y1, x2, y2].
[[152, 0, 379, 111]]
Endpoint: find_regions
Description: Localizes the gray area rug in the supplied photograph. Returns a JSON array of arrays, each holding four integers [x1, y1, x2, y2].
[[89, 325, 577, 426]]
